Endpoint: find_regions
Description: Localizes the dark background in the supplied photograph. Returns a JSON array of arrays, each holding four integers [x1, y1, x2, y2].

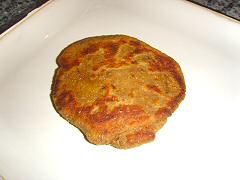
[[0, 0, 48, 34], [0, 0, 239, 35], [190, 0, 240, 20]]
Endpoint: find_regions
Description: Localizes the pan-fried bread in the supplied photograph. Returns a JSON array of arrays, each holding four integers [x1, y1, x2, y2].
[[51, 35, 186, 149]]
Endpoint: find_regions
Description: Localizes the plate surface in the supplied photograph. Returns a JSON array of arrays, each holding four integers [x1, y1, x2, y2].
[[0, 0, 240, 179]]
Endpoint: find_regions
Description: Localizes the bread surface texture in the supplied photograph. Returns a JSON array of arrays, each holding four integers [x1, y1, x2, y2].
[[51, 35, 186, 149]]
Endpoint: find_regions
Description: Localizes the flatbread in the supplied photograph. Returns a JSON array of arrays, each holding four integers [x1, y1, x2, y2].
[[51, 35, 186, 149]]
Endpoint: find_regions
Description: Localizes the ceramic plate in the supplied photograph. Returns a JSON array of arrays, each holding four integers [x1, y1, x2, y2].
[[0, 0, 240, 179]]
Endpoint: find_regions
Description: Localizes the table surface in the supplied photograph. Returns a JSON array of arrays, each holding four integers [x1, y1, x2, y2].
[[0, 0, 48, 34], [190, 0, 240, 20], [0, 0, 239, 35]]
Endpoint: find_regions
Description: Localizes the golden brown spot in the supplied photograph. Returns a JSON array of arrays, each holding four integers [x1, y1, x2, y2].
[[126, 130, 155, 145], [58, 57, 80, 70], [153, 98, 160, 104], [52, 79, 61, 94], [131, 60, 138, 64], [87, 105, 148, 125], [149, 55, 179, 74], [81, 44, 99, 55], [76, 106, 92, 116], [111, 84, 116, 89], [55, 90, 75, 110], [92, 62, 105, 71], [107, 61, 128, 68], [96, 95, 119, 106], [154, 107, 172, 119], [129, 40, 142, 47], [103, 42, 119, 58], [133, 48, 145, 54], [128, 91, 134, 98], [146, 84, 163, 95], [166, 91, 185, 111], [122, 41, 152, 61], [118, 39, 127, 44]]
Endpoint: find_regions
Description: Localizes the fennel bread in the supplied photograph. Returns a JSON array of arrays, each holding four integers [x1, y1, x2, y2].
[[51, 35, 186, 149]]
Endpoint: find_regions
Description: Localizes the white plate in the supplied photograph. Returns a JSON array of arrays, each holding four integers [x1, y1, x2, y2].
[[0, 0, 240, 179]]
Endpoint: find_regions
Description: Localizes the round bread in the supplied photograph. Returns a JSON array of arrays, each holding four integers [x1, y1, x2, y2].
[[51, 35, 186, 149]]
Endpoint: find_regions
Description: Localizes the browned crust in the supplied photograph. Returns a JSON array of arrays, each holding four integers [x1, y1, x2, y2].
[[51, 35, 186, 149]]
